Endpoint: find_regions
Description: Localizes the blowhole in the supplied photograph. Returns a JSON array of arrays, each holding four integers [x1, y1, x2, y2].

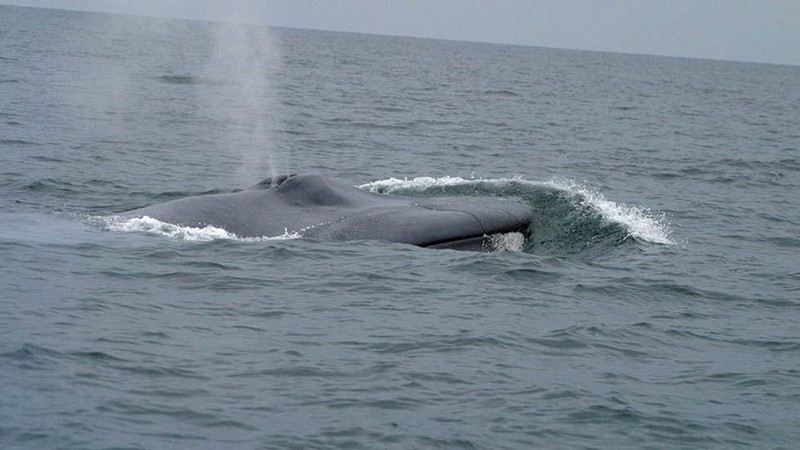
[[253, 173, 297, 189]]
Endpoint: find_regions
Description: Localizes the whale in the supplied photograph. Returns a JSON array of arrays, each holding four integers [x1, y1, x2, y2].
[[119, 173, 535, 250]]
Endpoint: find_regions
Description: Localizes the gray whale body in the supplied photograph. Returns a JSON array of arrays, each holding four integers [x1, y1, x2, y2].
[[120, 174, 534, 250]]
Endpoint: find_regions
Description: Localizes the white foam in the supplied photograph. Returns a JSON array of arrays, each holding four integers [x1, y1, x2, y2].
[[487, 232, 526, 252], [544, 178, 674, 245], [103, 216, 301, 242], [360, 175, 517, 193], [360, 176, 674, 245]]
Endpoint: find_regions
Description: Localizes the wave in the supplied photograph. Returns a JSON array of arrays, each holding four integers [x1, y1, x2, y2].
[[1, 138, 39, 146], [482, 89, 521, 97], [360, 175, 674, 249], [156, 74, 224, 86], [545, 177, 674, 245], [101, 216, 300, 242]]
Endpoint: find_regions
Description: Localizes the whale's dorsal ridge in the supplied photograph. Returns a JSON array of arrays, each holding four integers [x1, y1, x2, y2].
[[275, 173, 388, 208]]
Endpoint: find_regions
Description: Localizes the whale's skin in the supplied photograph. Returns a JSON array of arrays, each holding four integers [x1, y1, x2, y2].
[[119, 174, 534, 250]]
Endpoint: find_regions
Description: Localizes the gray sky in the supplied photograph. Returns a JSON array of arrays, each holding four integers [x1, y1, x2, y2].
[[3, 0, 799, 66]]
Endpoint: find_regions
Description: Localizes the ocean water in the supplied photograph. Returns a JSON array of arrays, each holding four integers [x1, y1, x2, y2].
[[1, 5, 799, 449]]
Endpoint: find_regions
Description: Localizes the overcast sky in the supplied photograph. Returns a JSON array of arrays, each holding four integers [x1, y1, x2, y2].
[[3, 0, 799, 66]]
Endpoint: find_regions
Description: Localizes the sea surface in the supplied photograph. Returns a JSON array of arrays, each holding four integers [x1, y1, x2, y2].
[[1, 5, 799, 449]]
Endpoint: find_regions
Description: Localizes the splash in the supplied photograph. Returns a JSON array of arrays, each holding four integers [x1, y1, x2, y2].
[[487, 232, 527, 252], [360, 175, 674, 246], [360, 175, 514, 193], [544, 178, 674, 245], [103, 216, 300, 242]]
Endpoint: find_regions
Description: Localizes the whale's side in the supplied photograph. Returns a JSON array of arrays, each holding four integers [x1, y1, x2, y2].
[[119, 174, 535, 250]]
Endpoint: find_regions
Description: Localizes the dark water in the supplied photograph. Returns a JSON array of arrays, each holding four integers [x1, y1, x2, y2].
[[2, 5, 799, 449]]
